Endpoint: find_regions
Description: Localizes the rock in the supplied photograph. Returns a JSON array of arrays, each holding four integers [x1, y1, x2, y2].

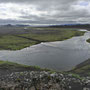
[[0, 71, 90, 90]]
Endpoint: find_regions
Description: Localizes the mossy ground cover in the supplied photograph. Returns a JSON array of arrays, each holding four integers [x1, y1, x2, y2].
[[71, 59, 90, 76], [0, 60, 88, 80], [0, 27, 85, 50], [87, 38, 90, 43], [0, 35, 37, 50], [0, 60, 82, 77], [0, 60, 30, 69], [20, 28, 85, 42], [0, 60, 50, 72]]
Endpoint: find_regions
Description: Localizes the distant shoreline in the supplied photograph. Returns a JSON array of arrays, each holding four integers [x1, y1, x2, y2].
[[0, 27, 85, 50]]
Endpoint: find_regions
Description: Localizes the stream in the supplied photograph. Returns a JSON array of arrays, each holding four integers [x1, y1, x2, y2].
[[0, 29, 90, 71]]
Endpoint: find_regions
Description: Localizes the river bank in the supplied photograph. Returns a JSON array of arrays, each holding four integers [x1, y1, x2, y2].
[[0, 30, 89, 71], [0, 60, 89, 90], [0, 27, 85, 50], [0, 28, 90, 89]]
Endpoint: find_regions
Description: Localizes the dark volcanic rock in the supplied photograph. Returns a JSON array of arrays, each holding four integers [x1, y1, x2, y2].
[[0, 71, 89, 90]]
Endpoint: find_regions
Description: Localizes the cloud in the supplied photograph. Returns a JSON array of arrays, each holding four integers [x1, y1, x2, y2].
[[0, 0, 90, 24]]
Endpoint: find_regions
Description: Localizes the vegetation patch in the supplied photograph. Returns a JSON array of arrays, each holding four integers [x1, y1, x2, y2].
[[0, 27, 85, 50], [0, 35, 37, 50], [71, 59, 90, 76], [0, 60, 51, 73], [20, 28, 85, 42], [87, 38, 90, 43]]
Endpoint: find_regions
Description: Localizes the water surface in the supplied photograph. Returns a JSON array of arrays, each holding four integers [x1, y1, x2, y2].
[[0, 29, 90, 71]]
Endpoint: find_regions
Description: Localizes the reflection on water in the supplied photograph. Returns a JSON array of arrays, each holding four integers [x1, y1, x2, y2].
[[0, 30, 90, 71]]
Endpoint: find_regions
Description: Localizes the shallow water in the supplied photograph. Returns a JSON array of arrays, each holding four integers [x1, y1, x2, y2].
[[0, 29, 90, 71]]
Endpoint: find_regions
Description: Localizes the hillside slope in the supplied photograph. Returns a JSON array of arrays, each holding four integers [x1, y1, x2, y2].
[[0, 61, 86, 90], [0, 61, 47, 75], [71, 59, 90, 76]]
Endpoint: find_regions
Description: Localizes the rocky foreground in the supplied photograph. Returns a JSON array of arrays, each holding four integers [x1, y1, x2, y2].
[[0, 70, 90, 90], [0, 60, 90, 90]]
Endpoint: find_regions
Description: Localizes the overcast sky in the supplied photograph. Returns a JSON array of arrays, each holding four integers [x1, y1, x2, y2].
[[0, 0, 90, 25]]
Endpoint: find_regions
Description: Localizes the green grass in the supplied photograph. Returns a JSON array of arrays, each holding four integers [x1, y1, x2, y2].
[[72, 65, 90, 76], [0, 60, 43, 71], [0, 28, 85, 50], [0, 60, 26, 69], [70, 73, 83, 79], [71, 59, 90, 76], [0, 60, 51, 71], [87, 38, 90, 43], [0, 60, 87, 78], [20, 29, 85, 42], [0, 35, 37, 50], [0, 60, 30, 68]]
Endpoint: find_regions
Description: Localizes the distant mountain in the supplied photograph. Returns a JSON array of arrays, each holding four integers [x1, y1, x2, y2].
[[2, 24, 13, 27], [49, 24, 90, 29], [0, 24, 30, 27], [15, 24, 30, 27]]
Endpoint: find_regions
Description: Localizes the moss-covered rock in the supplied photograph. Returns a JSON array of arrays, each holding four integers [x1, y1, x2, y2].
[[87, 39, 90, 43]]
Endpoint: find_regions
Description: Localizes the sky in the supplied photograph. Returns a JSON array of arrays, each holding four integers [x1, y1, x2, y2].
[[0, 0, 90, 25]]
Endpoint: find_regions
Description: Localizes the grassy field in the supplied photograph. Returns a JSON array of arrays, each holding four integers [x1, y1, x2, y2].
[[87, 38, 90, 43], [0, 27, 85, 50], [20, 29, 85, 41], [0, 35, 37, 50]]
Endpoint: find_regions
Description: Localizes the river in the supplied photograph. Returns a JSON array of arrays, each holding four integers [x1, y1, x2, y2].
[[0, 29, 90, 71]]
